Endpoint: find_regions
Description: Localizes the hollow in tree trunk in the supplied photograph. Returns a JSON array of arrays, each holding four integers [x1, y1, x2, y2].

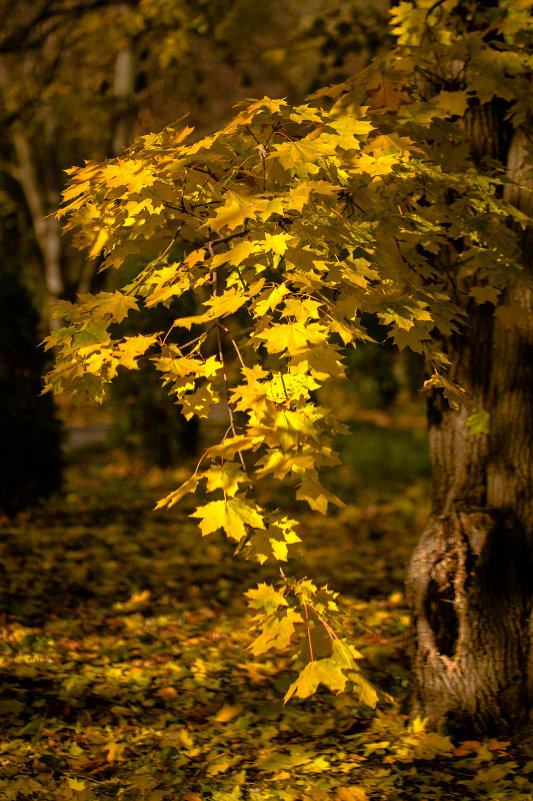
[[406, 123, 533, 735]]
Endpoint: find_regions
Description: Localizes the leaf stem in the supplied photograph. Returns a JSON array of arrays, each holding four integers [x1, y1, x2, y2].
[[216, 323, 249, 479], [304, 603, 314, 662], [126, 222, 183, 296], [306, 602, 340, 641]]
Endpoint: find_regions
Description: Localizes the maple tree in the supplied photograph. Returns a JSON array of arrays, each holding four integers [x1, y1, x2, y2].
[[45, 0, 533, 736]]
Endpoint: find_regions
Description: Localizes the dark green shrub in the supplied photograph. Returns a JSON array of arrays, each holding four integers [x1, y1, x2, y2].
[[0, 269, 62, 516]]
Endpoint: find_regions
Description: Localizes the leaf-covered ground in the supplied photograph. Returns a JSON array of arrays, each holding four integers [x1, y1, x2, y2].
[[1, 410, 532, 800]]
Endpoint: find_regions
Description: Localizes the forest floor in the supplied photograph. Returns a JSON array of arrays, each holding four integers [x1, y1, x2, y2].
[[1, 404, 532, 800]]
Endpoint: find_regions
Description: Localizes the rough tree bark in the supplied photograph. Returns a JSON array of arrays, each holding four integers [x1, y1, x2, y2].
[[406, 110, 533, 734]]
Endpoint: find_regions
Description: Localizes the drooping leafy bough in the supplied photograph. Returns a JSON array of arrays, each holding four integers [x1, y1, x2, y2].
[[44, 0, 532, 706]]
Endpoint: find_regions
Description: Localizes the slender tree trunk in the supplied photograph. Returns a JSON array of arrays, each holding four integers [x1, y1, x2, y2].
[[406, 121, 533, 735], [0, 63, 64, 327], [2, 41, 137, 311], [11, 126, 65, 326], [76, 44, 137, 296], [111, 45, 136, 157]]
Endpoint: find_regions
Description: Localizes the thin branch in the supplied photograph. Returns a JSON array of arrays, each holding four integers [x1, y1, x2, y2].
[[125, 222, 183, 296], [161, 322, 175, 347], [306, 603, 340, 641], [220, 324, 246, 369], [187, 165, 230, 191], [216, 323, 249, 480], [414, 65, 445, 91], [213, 268, 254, 493], [280, 373, 291, 403], [233, 263, 248, 292], [180, 328, 213, 352], [304, 604, 314, 662], [204, 228, 249, 250], [245, 125, 260, 145], [0, 0, 128, 54], [425, 0, 447, 22]]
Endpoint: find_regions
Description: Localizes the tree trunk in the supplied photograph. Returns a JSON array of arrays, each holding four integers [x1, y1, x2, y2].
[[112, 45, 136, 156], [406, 123, 533, 735]]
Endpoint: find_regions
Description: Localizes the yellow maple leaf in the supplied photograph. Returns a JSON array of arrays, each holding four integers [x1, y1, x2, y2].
[[207, 435, 258, 460], [205, 463, 245, 497], [263, 232, 293, 255], [203, 288, 247, 319], [154, 474, 201, 510], [253, 283, 289, 317], [296, 472, 344, 514], [179, 382, 220, 419], [213, 703, 243, 723], [246, 582, 288, 611], [210, 240, 258, 269], [89, 227, 109, 258], [284, 659, 346, 703], [191, 498, 265, 541], [208, 190, 253, 232], [336, 788, 369, 801], [116, 334, 158, 370]]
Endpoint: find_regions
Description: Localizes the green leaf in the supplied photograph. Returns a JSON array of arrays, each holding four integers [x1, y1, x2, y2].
[[466, 409, 490, 436]]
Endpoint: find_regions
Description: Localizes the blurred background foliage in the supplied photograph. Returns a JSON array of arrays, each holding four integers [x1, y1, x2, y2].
[[0, 0, 389, 310], [0, 0, 426, 511]]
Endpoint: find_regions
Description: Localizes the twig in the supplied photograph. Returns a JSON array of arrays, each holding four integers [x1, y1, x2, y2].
[[425, 0, 447, 22], [125, 222, 183, 296], [304, 604, 314, 662], [161, 322, 175, 347], [180, 328, 213, 352], [306, 602, 340, 641], [234, 263, 248, 292], [193, 448, 212, 475], [219, 324, 246, 369], [216, 324, 248, 479], [204, 228, 249, 250], [280, 373, 290, 403]]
